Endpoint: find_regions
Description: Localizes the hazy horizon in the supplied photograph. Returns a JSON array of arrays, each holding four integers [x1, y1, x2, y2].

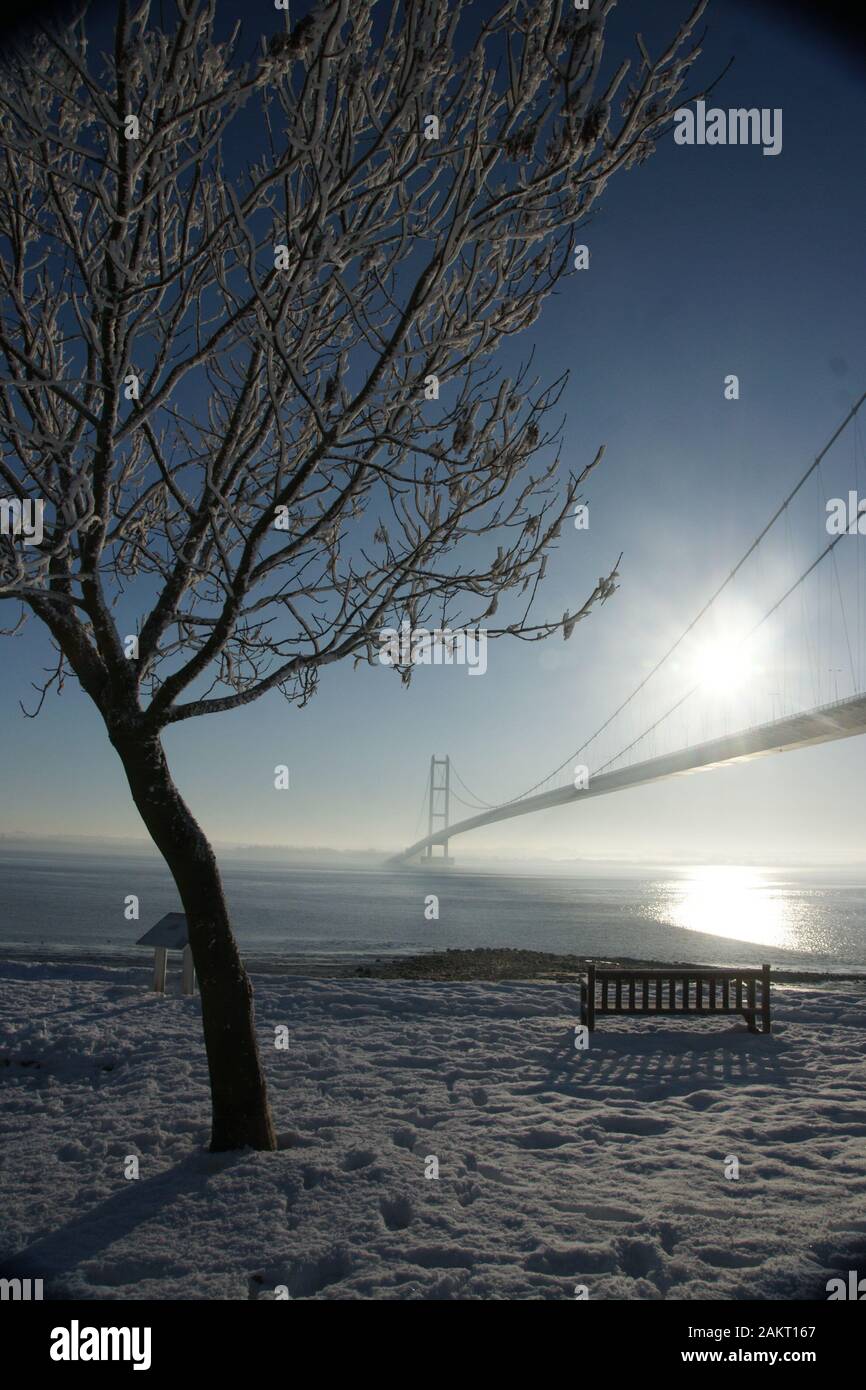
[[4, 829, 866, 874]]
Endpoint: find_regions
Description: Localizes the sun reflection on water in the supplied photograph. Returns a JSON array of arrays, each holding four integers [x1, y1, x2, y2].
[[659, 866, 799, 951]]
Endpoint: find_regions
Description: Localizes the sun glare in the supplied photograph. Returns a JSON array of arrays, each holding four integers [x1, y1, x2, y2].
[[665, 866, 795, 950], [692, 636, 753, 696]]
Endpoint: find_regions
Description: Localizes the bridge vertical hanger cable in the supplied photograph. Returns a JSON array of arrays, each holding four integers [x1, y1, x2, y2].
[[817, 462, 828, 704], [830, 544, 856, 696]]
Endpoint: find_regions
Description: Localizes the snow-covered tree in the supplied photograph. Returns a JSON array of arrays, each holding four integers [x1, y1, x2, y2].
[[0, 0, 707, 1150]]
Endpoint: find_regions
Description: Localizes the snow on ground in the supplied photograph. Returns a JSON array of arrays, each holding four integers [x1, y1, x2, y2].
[[1, 959, 865, 1300]]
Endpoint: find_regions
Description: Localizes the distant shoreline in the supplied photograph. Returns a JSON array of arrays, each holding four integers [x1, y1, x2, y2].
[[2, 944, 865, 987]]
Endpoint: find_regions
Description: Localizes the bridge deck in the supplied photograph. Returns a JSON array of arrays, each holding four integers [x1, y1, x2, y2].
[[392, 692, 866, 862]]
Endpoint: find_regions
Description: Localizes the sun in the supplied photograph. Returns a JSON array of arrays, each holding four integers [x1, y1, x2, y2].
[[692, 635, 753, 696]]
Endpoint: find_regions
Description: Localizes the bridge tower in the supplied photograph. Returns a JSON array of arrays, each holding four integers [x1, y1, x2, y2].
[[425, 755, 452, 862]]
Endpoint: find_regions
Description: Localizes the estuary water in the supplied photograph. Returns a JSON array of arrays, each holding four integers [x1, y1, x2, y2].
[[1, 847, 866, 975]]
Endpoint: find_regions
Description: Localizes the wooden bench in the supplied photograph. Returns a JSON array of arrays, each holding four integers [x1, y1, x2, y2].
[[580, 963, 771, 1033]]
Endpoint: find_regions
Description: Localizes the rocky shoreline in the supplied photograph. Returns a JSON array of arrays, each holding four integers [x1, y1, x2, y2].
[[351, 946, 866, 986]]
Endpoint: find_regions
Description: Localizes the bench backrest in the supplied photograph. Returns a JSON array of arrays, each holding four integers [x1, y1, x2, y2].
[[584, 963, 771, 1031]]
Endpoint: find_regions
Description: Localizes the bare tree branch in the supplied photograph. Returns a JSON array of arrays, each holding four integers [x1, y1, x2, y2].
[[0, 0, 710, 737]]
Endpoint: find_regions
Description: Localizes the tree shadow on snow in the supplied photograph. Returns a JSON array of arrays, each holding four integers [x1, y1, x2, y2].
[[1, 1148, 245, 1299]]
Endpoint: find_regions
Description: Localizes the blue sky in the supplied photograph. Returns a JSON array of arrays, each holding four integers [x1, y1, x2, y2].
[[2, 0, 865, 863]]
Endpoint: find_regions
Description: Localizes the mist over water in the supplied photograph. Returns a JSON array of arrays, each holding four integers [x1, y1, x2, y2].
[[1, 849, 865, 974]]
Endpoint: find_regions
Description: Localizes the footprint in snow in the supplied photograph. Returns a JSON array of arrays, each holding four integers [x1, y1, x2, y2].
[[380, 1194, 414, 1231]]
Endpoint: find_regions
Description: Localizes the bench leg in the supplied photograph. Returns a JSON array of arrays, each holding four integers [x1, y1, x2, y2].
[[580, 982, 594, 1031], [761, 963, 771, 1033]]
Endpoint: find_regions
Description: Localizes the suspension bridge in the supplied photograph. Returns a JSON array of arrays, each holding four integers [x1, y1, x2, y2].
[[393, 391, 866, 864]]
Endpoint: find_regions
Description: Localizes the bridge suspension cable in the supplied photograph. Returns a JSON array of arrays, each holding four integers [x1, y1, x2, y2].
[[595, 525, 851, 776], [448, 762, 498, 811], [453, 388, 866, 809]]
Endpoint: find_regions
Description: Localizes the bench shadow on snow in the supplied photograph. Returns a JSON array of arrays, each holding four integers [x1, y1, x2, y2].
[[530, 1022, 789, 1102]]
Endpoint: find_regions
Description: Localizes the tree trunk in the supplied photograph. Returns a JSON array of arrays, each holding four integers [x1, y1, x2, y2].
[[109, 726, 277, 1152]]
